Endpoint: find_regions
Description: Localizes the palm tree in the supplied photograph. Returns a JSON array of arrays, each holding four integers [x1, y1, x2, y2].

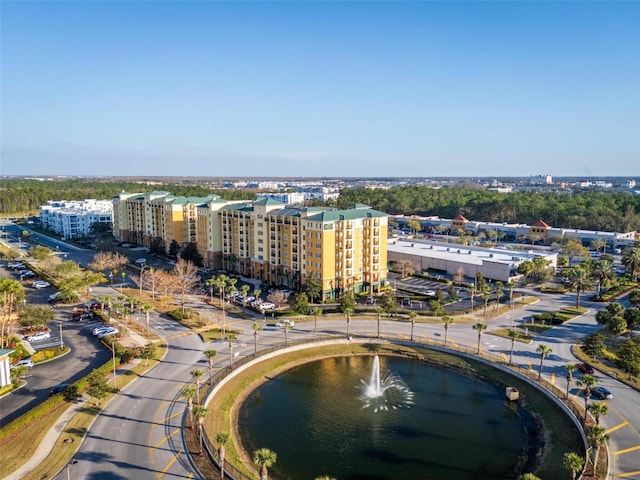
[[565, 363, 577, 399], [190, 369, 205, 404], [254, 448, 277, 480], [473, 322, 487, 354], [576, 374, 598, 422], [312, 307, 322, 337], [517, 473, 541, 480], [204, 277, 217, 302], [284, 322, 292, 346], [203, 349, 217, 385], [192, 405, 208, 455], [622, 246, 640, 277], [252, 322, 263, 355], [215, 432, 230, 477], [590, 259, 615, 297], [182, 384, 196, 429], [375, 307, 383, 338], [494, 281, 504, 310], [408, 311, 417, 341], [567, 266, 595, 308], [536, 344, 552, 380], [508, 329, 521, 364], [442, 315, 454, 347], [562, 452, 584, 480], [226, 333, 237, 368], [588, 401, 609, 425], [585, 424, 609, 476]]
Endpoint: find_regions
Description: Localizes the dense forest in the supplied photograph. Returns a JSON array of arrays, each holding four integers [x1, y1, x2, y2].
[[337, 186, 640, 232], [1, 179, 638, 233], [0, 179, 253, 215]]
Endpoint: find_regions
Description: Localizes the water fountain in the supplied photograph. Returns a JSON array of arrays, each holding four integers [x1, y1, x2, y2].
[[359, 355, 414, 412]]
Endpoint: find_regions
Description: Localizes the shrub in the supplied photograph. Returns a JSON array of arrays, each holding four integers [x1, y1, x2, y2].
[[167, 308, 200, 321]]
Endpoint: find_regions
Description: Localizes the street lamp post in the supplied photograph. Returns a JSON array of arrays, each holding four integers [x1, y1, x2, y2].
[[66, 460, 78, 480], [111, 340, 117, 390], [59, 322, 64, 349]]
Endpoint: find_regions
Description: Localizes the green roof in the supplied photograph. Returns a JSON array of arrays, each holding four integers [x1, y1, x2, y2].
[[306, 208, 387, 222], [255, 197, 285, 206]]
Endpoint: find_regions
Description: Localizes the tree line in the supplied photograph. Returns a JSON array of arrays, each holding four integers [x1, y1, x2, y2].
[[0, 179, 253, 215], [337, 186, 640, 232]]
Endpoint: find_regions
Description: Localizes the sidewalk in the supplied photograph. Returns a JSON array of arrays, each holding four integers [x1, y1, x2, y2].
[[3, 396, 87, 480]]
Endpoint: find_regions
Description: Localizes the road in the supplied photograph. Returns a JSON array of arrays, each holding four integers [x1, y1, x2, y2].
[[2, 223, 638, 479]]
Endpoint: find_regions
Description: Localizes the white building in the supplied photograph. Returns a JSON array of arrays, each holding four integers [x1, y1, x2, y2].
[[387, 238, 558, 283], [530, 175, 553, 185], [39, 199, 113, 239], [256, 192, 306, 205]]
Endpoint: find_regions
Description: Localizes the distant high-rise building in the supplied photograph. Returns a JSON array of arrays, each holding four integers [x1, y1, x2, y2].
[[529, 174, 553, 185]]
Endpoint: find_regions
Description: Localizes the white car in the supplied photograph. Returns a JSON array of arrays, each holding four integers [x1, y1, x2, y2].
[[11, 358, 35, 369], [424, 290, 437, 297], [276, 319, 295, 327], [92, 326, 113, 335], [135, 258, 147, 265], [33, 280, 51, 289], [260, 302, 276, 311], [97, 328, 118, 339], [27, 331, 51, 342]]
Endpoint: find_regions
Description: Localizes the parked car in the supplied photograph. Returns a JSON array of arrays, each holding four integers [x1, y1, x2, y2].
[[11, 358, 34, 369], [135, 258, 147, 265], [27, 331, 51, 342], [576, 363, 595, 374], [89, 303, 105, 310], [50, 383, 71, 395], [424, 290, 437, 297], [92, 326, 112, 336], [20, 271, 36, 279], [276, 319, 295, 327], [591, 386, 613, 400], [259, 302, 276, 311], [33, 280, 51, 289], [97, 328, 119, 339]]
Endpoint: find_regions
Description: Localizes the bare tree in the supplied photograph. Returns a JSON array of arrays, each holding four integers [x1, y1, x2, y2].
[[172, 259, 201, 314], [266, 290, 289, 309], [156, 270, 178, 306]]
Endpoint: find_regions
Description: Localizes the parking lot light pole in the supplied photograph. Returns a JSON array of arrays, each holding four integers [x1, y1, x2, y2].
[[59, 322, 64, 349], [112, 340, 117, 390], [66, 459, 78, 480]]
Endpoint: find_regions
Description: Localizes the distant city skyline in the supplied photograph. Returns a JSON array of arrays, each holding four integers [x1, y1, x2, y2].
[[2, 1, 638, 177]]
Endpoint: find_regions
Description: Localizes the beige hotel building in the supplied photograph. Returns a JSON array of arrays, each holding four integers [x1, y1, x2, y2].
[[113, 192, 388, 300]]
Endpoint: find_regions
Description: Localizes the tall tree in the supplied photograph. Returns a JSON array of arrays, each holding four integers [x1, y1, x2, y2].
[[565, 363, 577, 399], [576, 374, 598, 422], [304, 276, 322, 304], [562, 452, 584, 480], [193, 405, 208, 455], [442, 315, 454, 347], [0, 278, 25, 348], [622, 247, 640, 276], [254, 448, 277, 480], [204, 349, 218, 385], [226, 333, 237, 368], [182, 384, 197, 429], [585, 425, 608, 476], [215, 432, 230, 478], [588, 401, 609, 425], [508, 329, 521, 365], [252, 322, 263, 355], [473, 322, 487, 354], [190, 369, 205, 404], [172, 259, 200, 314], [536, 344, 552, 380], [567, 266, 594, 308]]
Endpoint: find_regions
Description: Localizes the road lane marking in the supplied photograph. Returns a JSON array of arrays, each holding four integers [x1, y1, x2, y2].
[[156, 449, 183, 479], [615, 470, 640, 478], [154, 428, 180, 448], [606, 421, 629, 435], [614, 445, 640, 455]]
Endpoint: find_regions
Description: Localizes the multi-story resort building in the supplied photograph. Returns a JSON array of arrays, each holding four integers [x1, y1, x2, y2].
[[39, 199, 113, 240], [113, 192, 388, 300]]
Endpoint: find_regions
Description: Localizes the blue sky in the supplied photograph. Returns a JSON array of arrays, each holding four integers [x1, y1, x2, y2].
[[1, 1, 638, 178]]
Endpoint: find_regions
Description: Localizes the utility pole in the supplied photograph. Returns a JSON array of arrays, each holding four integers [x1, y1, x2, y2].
[[112, 340, 117, 390], [59, 322, 64, 349]]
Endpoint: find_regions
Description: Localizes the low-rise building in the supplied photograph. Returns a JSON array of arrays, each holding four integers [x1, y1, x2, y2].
[[39, 199, 113, 239]]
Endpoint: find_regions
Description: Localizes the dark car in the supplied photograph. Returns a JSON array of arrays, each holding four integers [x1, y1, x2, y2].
[[50, 383, 71, 396], [576, 363, 595, 374], [591, 386, 613, 400]]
